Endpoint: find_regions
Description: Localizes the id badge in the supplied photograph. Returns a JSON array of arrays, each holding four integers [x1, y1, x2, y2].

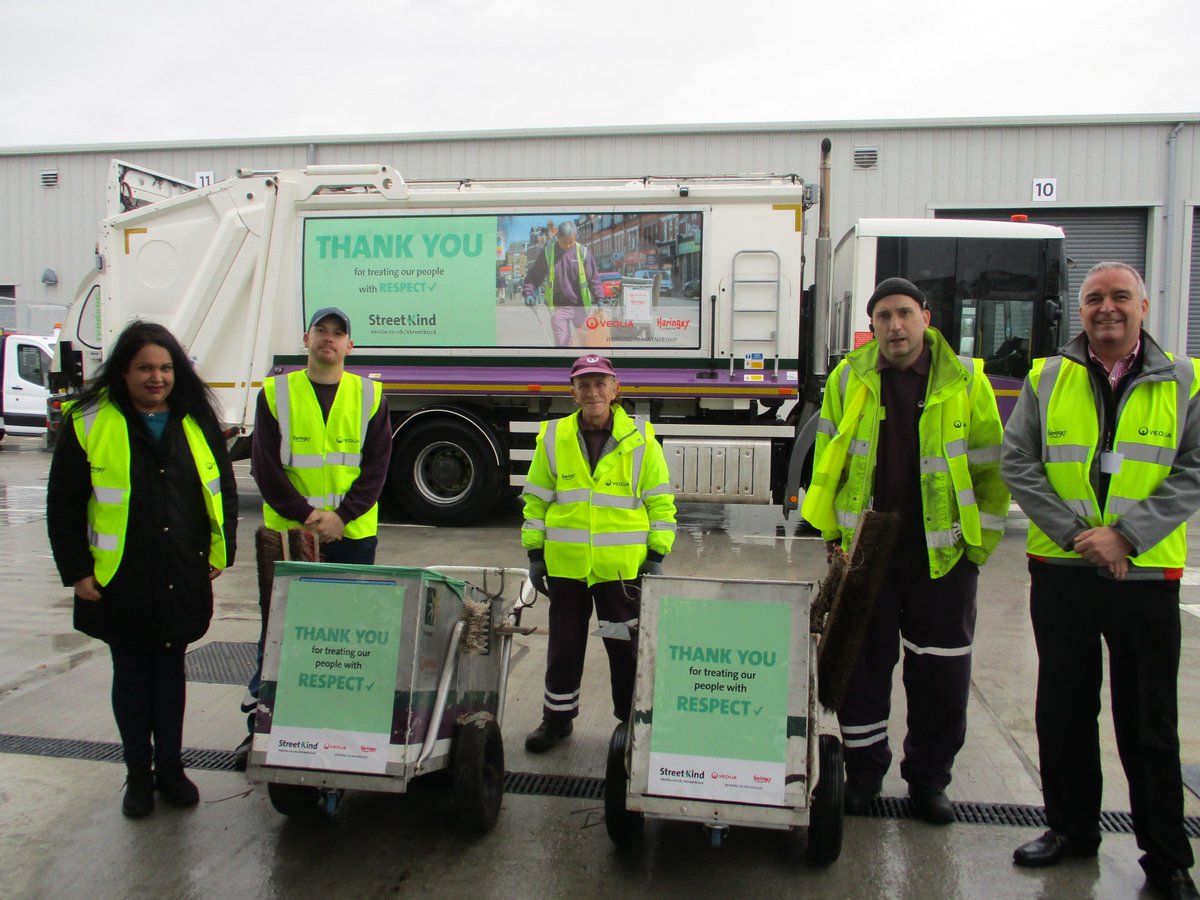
[[1100, 450, 1123, 474]]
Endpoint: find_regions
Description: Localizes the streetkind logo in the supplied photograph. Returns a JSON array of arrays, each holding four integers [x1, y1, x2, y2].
[[659, 766, 705, 784]]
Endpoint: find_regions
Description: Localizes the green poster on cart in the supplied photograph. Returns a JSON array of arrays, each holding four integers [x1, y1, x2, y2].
[[266, 577, 404, 774], [648, 597, 791, 805]]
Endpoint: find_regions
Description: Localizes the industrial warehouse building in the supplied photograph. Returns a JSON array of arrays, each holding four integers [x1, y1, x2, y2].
[[1, 113, 1197, 351]]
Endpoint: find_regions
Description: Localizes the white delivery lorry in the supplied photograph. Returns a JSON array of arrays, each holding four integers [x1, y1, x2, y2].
[[1, 331, 54, 440], [49, 147, 1067, 524]]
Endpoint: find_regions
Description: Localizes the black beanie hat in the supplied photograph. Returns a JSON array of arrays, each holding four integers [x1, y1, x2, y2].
[[866, 277, 928, 317]]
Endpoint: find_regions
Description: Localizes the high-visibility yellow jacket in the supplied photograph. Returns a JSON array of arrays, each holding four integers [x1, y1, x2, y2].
[[1020, 346, 1200, 572], [69, 396, 226, 586], [521, 406, 676, 584], [262, 370, 381, 539], [801, 327, 1009, 577], [544, 243, 593, 309]]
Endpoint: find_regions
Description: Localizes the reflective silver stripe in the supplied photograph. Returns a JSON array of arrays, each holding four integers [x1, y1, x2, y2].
[[522, 519, 546, 532], [1176, 359, 1194, 436], [926, 526, 962, 548], [545, 688, 579, 702], [920, 456, 950, 473], [544, 698, 579, 712], [556, 488, 592, 504], [545, 527, 591, 544], [817, 418, 837, 437], [360, 377, 377, 442], [205, 477, 221, 496], [81, 405, 101, 439], [544, 419, 560, 480], [1036, 356, 1063, 461], [88, 526, 119, 552], [642, 483, 672, 498], [836, 509, 858, 529], [957, 487, 977, 507], [522, 483, 555, 502], [1064, 498, 1096, 517], [650, 521, 677, 532], [980, 512, 1008, 531], [275, 375, 294, 465], [968, 445, 1001, 465], [325, 452, 363, 466], [840, 719, 888, 735], [1107, 495, 1139, 516], [1116, 441, 1175, 467], [287, 453, 327, 469], [902, 638, 972, 657], [1046, 444, 1090, 464], [92, 486, 125, 504], [839, 364, 851, 398], [850, 439, 870, 456], [945, 438, 968, 457], [593, 531, 649, 546], [306, 493, 345, 508], [630, 434, 646, 494], [843, 733, 888, 749], [592, 494, 642, 510]]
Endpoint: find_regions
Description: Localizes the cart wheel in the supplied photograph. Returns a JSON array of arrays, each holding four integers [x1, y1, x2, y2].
[[453, 717, 505, 832], [604, 721, 643, 847], [268, 782, 320, 817], [807, 734, 845, 865]]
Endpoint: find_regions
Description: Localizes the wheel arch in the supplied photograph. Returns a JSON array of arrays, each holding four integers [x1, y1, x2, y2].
[[391, 404, 508, 467]]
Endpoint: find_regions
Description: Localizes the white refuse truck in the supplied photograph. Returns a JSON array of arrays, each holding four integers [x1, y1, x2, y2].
[[49, 149, 1067, 524]]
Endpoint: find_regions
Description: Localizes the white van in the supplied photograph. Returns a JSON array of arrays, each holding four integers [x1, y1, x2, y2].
[[0, 332, 53, 440]]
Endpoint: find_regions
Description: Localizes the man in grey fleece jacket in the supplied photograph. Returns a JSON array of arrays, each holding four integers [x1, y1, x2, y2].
[[1001, 261, 1200, 899]]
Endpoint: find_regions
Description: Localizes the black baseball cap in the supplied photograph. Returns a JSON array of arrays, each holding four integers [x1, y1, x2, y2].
[[308, 307, 351, 336], [866, 278, 928, 317]]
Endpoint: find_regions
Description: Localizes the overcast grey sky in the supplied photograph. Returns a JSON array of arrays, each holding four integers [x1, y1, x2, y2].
[[2, 0, 1197, 147]]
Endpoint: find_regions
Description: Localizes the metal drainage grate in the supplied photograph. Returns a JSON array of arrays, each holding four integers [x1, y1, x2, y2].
[[2, 732, 1197, 837], [185, 641, 257, 686]]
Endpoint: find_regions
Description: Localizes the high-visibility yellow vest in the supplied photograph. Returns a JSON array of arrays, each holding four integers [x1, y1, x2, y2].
[[801, 328, 1008, 577], [521, 406, 676, 584], [262, 370, 382, 539], [1025, 353, 1200, 570], [544, 243, 592, 309], [68, 397, 226, 586]]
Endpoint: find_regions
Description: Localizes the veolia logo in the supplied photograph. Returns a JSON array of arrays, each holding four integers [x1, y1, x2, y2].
[[953, 419, 964, 429], [1138, 426, 1173, 438]]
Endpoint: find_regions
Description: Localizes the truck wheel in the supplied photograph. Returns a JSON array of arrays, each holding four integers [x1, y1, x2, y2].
[[806, 734, 845, 865], [604, 721, 643, 847], [391, 419, 503, 526], [267, 782, 320, 817], [452, 717, 505, 832]]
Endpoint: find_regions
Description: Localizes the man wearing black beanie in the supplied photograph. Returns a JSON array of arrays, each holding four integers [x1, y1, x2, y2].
[[802, 277, 1009, 824]]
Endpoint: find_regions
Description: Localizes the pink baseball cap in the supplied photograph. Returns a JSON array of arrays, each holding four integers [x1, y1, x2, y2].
[[570, 354, 616, 378]]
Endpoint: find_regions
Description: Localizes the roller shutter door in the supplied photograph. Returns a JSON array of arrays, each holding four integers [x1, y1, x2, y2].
[[936, 208, 1148, 340], [1189, 208, 1200, 356]]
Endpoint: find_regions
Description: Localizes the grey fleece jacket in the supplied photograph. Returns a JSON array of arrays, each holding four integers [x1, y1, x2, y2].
[[1001, 330, 1200, 571]]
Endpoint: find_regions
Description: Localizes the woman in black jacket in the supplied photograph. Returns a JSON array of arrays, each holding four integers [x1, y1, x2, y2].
[[47, 321, 238, 817]]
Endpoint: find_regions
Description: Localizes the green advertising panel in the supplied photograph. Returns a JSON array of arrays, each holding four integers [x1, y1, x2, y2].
[[651, 597, 791, 763], [272, 577, 404, 733], [304, 216, 499, 347]]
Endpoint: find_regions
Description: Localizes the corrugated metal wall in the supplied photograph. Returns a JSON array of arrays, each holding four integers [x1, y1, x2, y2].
[[1189, 207, 1200, 357], [1, 117, 1196, 348]]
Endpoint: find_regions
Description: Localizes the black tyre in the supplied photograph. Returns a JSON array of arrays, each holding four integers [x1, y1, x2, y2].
[[452, 717, 505, 832], [604, 721, 643, 847], [267, 782, 320, 817], [391, 418, 503, 526], [807, 734, 845, 865]]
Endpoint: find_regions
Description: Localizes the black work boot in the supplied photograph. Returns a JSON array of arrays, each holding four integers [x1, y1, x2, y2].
[[122, 765, 155, 818], [155, 763, 200, 808], [524, 718, 573, 753]]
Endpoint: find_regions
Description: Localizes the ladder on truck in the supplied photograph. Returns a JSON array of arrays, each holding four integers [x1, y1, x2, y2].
[[729, 250, 783, 379]]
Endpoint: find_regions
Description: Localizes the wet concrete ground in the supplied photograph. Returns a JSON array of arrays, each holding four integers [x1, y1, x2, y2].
[[1, 434, 1198, 898]]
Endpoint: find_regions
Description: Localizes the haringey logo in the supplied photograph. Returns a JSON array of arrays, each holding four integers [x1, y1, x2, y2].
[[90, 464, 105, 474], [1047, 429, 1067, 439], [753, 775, 772, 784]]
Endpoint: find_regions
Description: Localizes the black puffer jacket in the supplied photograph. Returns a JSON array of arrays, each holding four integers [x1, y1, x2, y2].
[[46, 404, 238, 649]]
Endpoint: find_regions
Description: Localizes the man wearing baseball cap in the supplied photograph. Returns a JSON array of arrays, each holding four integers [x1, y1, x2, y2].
[[234, 306, 391, 767], [521, 354, 677, 752], [801, 277, 1008, 822]]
